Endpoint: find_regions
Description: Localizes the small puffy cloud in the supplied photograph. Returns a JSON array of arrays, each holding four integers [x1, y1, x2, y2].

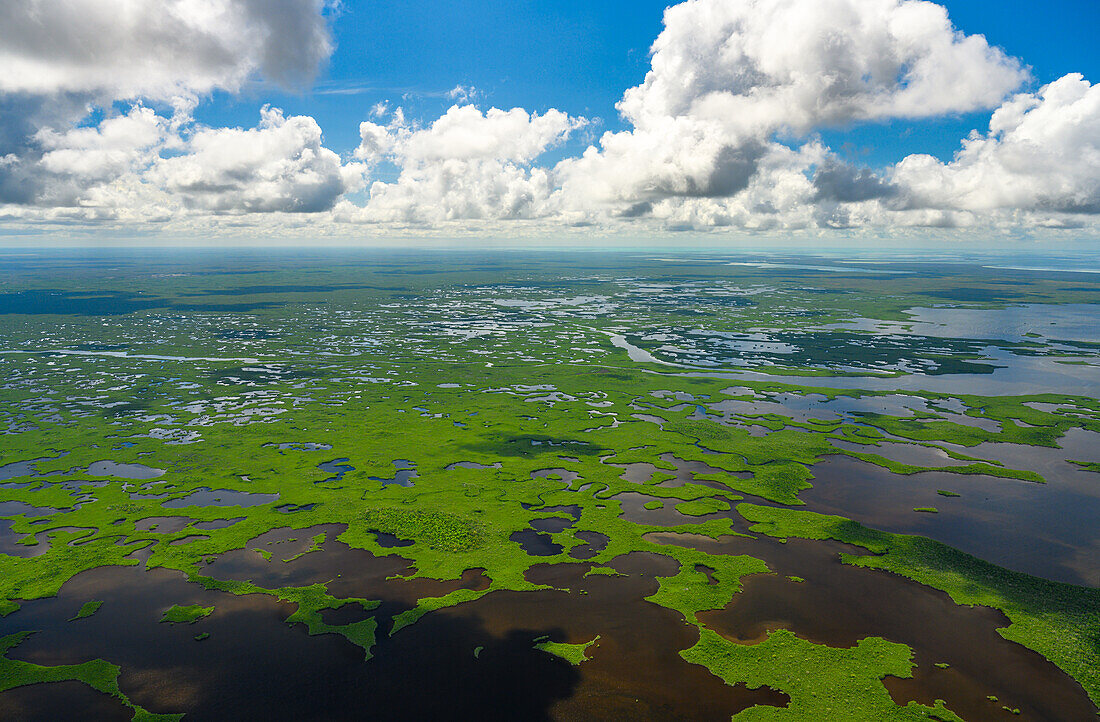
[[446, 85, 479, 104], [0, 105, 172, 210], [359, 105, 585, 164], [151, 107, 352, 213], [0, 0, 333, 100], [361, 161, 561, 224], [37, 106, 171, 183], [893, 73, 1100, 215]]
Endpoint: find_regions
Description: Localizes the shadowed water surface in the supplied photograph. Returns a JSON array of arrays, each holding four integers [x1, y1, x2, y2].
[[0, 541, 791, 721], [647, 532, 1095, 722], [801, 455, 1100, 585]]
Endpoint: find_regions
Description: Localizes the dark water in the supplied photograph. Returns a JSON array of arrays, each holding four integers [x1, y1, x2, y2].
[[0, 536, 787, 721], [161, 487, 280, 509], [368, 460, 419, 487], [369, 530, 414, 548], [613, 491, 732, 528], [0, 680, 133, 722], [511, 529, 564, 556], [0, 519, 48, 558], [647, 532, 1096, 722], [9, 523, 1089, 720], [567, 531, 610, 560], [134, 516, 193, 534], [800, 455, 1100, 586], [530, 517, 574, 534], [317, 458, 354, 484], [87, 461, 164, 479]]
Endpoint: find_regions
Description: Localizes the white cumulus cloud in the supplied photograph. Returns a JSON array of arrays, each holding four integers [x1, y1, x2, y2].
[[893, 73, 1100, 216], [554, 0, 1028, 216], [351, 105, 586, 223], [0, 0, 334, 100], [152, 106, 355, 214], [3, 0, 1099, 239]]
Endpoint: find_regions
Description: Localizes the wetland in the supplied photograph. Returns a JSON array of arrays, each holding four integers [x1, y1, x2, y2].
[[0, 248, 1097, 720]]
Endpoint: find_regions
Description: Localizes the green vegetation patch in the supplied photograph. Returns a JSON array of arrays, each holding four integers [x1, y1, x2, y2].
[[675, 497, 731, 516], [160, 604, 213, 624], [682, 628, 962, 720], [70, 600, 103, 621], [358, 507, 489, 552], [0, 632, 182, 721], [533, 635, 600, 666], [738, 503, 1100, 709]]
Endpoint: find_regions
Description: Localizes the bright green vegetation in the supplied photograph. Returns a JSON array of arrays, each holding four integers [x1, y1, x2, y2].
[[70, 601, 103, 621], [0, 633, 182, 721], [913, 507, 939, 513], [282, 533, 326, 563], [645, 545, 769, 624], [0, 252, 1098, 717], [160, 605, 213, 625], [675, 497, 732, 516], [682, 629, 963, 720], [739, 504, 1100, 707], [357, 508, 488, 553], [533, 635, 600, 665], [935, 490, 960, 497]]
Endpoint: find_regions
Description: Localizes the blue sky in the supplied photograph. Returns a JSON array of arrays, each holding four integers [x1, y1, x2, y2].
[[2, 0, 1098, 240], [197, 0, 1100, 165]]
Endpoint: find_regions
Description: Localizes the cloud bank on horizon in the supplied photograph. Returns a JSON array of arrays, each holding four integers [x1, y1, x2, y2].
[[1, 0, 1097, 239]]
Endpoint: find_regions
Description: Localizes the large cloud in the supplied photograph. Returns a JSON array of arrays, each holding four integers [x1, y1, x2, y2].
[[342, 0, 1035, 230], [554, 0, 1027, 215], [893, 74, 1100, 216], [0, 106, 357, 221], [0, 0, 339, 217], [0, 0, 333, 100], [618, 0, 1025, 132], [3, 0, 1099, 237]]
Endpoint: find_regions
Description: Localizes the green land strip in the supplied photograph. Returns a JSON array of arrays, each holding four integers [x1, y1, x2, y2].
[[737, 503, 1100, 708], [533, 635, 601, 666]]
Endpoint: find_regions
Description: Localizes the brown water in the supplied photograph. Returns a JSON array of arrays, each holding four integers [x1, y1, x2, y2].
[[0, 680, 133, 722], [0, 542, 788, 721], [647, 532, 1096, 722], [0, 563, 572, 721], [469, 554, 789, 720], [2, 447, 1097, 719]]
